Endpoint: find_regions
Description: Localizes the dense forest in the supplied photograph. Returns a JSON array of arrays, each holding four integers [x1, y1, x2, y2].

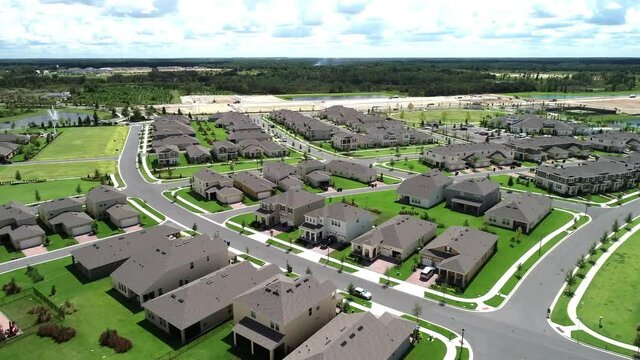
[[0, 58, 638, 107]]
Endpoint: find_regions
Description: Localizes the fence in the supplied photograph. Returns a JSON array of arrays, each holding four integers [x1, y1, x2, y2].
[[0, 287, 65, 348], [155, 322, 231, 360]]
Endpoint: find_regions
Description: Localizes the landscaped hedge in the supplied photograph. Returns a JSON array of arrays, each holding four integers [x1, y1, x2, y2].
[[37, 324, 76, 343], [99, 329, 133, 353]]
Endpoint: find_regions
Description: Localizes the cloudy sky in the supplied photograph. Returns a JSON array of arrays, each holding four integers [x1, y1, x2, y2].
[[0, 0, 639, 58]]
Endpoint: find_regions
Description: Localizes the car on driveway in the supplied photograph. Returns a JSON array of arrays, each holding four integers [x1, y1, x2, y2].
[[352, 287, 372, 300]]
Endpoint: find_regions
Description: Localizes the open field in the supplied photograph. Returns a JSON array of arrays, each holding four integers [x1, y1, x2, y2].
[[276, 91, 399, 100], [577, 230, 640, 344], [336, 191, 573, 297], [390, 109, 506, 125], [34, 126, 128, 160], [0, 160, 117, 181], [0, 179, 98, 203]]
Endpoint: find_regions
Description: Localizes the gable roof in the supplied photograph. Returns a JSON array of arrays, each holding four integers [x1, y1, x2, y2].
[[192, 168, 231, 184], [39, 197, 83, 213], [420, 226, 497, 274], [0, 202, 36, 224], [111, 234, 229, 295], [263, 161, 296, 182], [105, 204, 139, 220], [284, 312, 413, 360], [231, 172, 276, 193], [446, 178, 500, 196], [485, 193, 552, 224], [351, 215, 436, 250], [143, 262, 281, 330], [397, 170, 452, 198], [304, 203, 375, 223], [260, 190, 324, 209], [234, 274, 336, 324], [87, 185, 126, 203], [48, 211, 93, 227], [185, 144, 210, 158]]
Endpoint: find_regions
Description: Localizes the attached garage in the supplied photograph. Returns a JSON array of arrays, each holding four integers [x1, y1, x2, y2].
[[107, 204, 141, 229], [5, 225, 46, 250], [49, 212, 94, 237]]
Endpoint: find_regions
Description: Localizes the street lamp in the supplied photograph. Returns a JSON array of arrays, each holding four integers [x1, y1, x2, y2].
[[458, 328, 465, 360]]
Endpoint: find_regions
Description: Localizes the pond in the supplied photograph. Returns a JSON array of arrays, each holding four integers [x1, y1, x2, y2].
[[0, 112, 93, 129]]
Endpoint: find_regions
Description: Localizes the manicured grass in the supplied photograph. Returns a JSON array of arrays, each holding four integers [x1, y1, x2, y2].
[[0, 179, 97, 204], [571, 330, 636, 357], [0, 257, 182, 359], [303, 184, 324, 193], [381, 175, 402, 184], [455, 347, 471, 360], [387, 159, 432, 173], [378, 277, 400, 287], [387, 253, 422, 281], [168, 321, 249, 360], [391, 109, 506, 125], [591, 150, 624, 157], [349, 145, 426, 158], [577, 230, 640, 344], [342, 294, 372, 308], [94, 220, 125, 239], [402, 334, 448, 360], [0, 243, 25, 263], [266, 239, 303, 254], [227, 213, 258, 230], [152, 157, 302, 180], [175, 188, 231, 213], [491, 175, 551, 195], [424, 291, 478, 309], [484, 294, 505, 307], [401, 315, 457, 340], [319, 258, 358, 273], [239, 254, 266, 266], [336, 191, 573, 297], [330, 175, 369, 190], [129, 198, 166, 222], [191, 122, 228, 144], [45, 233, 78, 251], [34, 126, 128, 160], [0, 160, 117, 181], [163, 191, 203, 214]]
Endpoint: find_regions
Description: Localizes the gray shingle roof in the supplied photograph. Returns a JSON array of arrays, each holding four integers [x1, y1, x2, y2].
[[185, 144, 210, 158], [446, 178, 500, 196], [0, 202, 36, 224], [87, 185, 126, 203], [39, 198, 83, 213], [284, 312, 413, 360], [536, 158, 634, 178], [143, 262, 281, 330], [485, 193, 552, 225], [420, 226, 497, 274], [193, 168, 231, 184], [48, 211, 93, 228], [351, 215, 436, 250], [105, 204, 139, 220], [397, 170, 452, 198], [260, 190, 324, 209], [231, 172, 276, 193], [234, 274, 336, 324], [304, 203, 375, 223]]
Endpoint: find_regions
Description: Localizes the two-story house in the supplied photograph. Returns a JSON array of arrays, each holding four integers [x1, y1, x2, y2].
[[191, 168, 243, 204], [396, 170, 453, 209], [85, 185, 128, 219], [443, 178, 501, 216], [256, 190, 325, 228], [298, 203, 375, 245]]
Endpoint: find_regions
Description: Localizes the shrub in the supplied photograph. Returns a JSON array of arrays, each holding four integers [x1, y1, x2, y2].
[[37, 324, 76, 343], [61, 300, 77, 315], [2, 278, 21, 295], [28, 305, 52, 324], [99, 329, 133, 353], [26, 266, 44, 283]]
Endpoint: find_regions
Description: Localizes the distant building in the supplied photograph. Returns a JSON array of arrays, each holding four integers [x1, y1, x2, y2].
[[231, 172, 277, 200], [423, 143, 514, 171], [155, 145, 180, 167], [508, 116, 574, 136], [325, 160, 377, 184]]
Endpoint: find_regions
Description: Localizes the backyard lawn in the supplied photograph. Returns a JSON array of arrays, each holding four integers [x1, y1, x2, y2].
[[0, 243, 24, 263], [0, 160, 117, 181], [387, 159, 432, 174], [336, 191, 573, 297], [191, 122, 228, 144], [33, 126, 129, 160], [491, 174, 611, 204], [94, 220, 125, 239], [0, 179, 98, 204], [45, 233, 78, 251], [0, 257, 183, 359], [330, 175, 369, 190], [390, 109, 506, 125], [175, 188, 231, 213], [577, 231, 640, 344]]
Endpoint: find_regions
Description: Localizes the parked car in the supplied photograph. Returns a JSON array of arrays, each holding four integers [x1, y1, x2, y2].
[[420, 267, 436, 281], [352, 287, 372, 300]]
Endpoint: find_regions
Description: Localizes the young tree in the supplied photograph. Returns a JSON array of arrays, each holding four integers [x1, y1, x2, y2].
[[35, 189, 41, 201], [576, 256, 585, 269], [192, 222, 198, 232], [564, 271, 576, 295], [625, 212, 633, 224], [589, 242, 597, 255], [75, 183, 82, 194], [305, 266, 312, 275], [111, 108, 117, 118], [507, 176, 514, 188], [384, 266, 392, 287], [612, 219, 619, 233], [347, 282, 355, 295], [412, 302, 423, 325], [600, 232, 608, 245], [14, 170, 21, 181]]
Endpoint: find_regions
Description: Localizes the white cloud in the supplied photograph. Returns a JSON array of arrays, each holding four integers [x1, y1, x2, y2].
[[0, 0, 638, 57]]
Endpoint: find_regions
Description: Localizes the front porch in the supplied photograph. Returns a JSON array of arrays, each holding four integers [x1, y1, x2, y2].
[[449, 197, 482, 216], [233, 317, 285, 360]]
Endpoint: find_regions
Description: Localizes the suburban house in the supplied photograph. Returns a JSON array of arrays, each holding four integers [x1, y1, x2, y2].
[[237, 139, 288, 158], [419, 226, 498, 288], [396, 170, 453, 209], [444, 178, 501, 215], [155, 145, 180, 166], [212, 112, 255, 128], [48, 212, 94, 237], [152, 135, 200, 151], [298, 203, 375, 245], [0, 142, 20, 162], [506, 137, 590, 162], [106, 204, 141, 229], [423, 143, 515, 171], [263, 162, 296, 184], [152, 116, 195, 140], [534, 158, 640, 195], [508, 116, 574, 136], [143, 262, 281, 344], [284, 312, 414, 360], [211, 141, 238, 161], [325, 160, 377, 184], [256, 190, 325, 228], [185, 144, 212, 164], [111, 234, 229, 304], [296, 160, 331, 189], [270, 110, 335, 141], [228, 130, 272, 143], [331, 132, 358, 151], [231, 172, 277, 200], [85, 185, 127, 219], [588, 132, 640, 153], [351, 215, 437, 262], [485, 193, 552, 233], [70, 225, 181, 280], [191, 168, 244, 204], [295, 159, 326, 177], [232, 274, 338, 360], [0, 133, 29, 144], [0, 202, 45, 249]]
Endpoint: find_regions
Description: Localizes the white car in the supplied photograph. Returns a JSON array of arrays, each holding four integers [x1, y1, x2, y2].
[[420, 267, 436, 281], [352, 287, 372, 300]]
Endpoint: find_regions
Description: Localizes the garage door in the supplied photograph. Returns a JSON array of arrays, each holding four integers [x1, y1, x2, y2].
[[17, 236, 43, 250], [72, 224, 93, 236], [120, 217, 139, 228]]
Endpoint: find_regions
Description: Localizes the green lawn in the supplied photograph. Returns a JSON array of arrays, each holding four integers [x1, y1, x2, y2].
[[33, 126, 129, 160], [0, 108, 48, 123], [391, 109, 506, 125], [94, 220, 125, 239], [337, 191, 573, 297], [571, 330, 637, 358], [152, 157, 302, 180], [0, 161, 117, 181], [0, 243, 24, 263], [170, 321, 250, 360], [227, 213, 258, 229], [0, 257, 182, 359], [129, 198, 166, 223], [0, 179, 98, 204], [491, 175, 612, 204], [387, 159, 432, 173], [330, 175, 369, 190], [45, 233, 78, 251], [401, 335, 448, 360], [191, 122, 228, 145], [577, 230, 640, 344], [175, 188, 231, 213], [349, 146, 426, 158]]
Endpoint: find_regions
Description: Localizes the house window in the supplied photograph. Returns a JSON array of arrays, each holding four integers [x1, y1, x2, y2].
[[270, 321, 279, 331], [251, 311, 256, 319], [308, 308, 312, 316], [190, 262, 194, 269]]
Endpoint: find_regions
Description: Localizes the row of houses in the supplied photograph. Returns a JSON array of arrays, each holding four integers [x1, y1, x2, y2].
[[0, 133, 30, 162], [270, 110, 335, 141], [70, 225, 414, 360], [0, 185, 140, 250]]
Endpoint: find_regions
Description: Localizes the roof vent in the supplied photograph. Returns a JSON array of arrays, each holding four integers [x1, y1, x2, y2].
[[349, 333, 356, 339], [357, 325, 363, 331], [340, 341, 347, 347], [171, 294, 176, 298], [178, 299, 184, 303]]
